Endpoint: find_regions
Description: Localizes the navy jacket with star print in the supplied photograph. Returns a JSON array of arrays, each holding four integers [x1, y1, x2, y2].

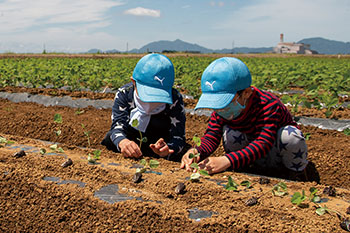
[[196, 86, 298, 170], [105, 82, 186, 161]]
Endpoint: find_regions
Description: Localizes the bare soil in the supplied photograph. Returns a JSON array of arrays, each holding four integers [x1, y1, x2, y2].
[[0, 87, 350, 232]]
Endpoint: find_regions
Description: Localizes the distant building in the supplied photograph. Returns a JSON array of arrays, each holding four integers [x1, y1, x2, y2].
[[274, 34, 318, 54]]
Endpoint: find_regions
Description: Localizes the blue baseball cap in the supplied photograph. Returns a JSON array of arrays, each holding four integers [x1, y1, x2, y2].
[[195, 57, 252, 110], [132, 54, 174, 104]]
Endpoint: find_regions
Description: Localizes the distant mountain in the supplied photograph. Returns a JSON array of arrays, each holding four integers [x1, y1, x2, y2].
[[129, 39, 212, 53], [298, 37, 350, 54], [87, 38, 350, 55], [87, 48, 103, 53], [93, 39, 273, 54], [129, 39, 273, 54]]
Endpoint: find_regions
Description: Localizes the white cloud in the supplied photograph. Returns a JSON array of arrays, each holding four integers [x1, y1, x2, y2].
[[0, 0, 124, 33], [123, 7, 160, 17], [214, 0, 350, 46], [0, 27, 122, 53]]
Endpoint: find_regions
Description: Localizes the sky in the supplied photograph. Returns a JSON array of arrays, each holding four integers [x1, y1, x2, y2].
[[0, 0, 349, 53]]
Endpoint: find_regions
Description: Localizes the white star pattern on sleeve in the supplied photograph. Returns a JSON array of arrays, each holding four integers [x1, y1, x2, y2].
[[119, 106, 126, 111], [170, 100, 178, 109], [114, 133, 124, 139], [170, 117, 180, 127]]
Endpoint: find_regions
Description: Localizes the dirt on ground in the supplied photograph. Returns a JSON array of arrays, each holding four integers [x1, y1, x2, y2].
[[0, 87, 349, 232]]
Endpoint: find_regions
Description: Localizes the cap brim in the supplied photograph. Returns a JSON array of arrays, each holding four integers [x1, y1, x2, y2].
[[195, 92, 235, 110], [136, 82, 173, 104]]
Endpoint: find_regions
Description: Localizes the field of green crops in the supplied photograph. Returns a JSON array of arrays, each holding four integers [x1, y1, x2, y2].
[[0, 55, 349, 116]]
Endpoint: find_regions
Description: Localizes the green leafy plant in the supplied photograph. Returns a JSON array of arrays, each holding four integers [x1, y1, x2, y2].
[[0, 136, 14, 148], [54, 113, 63, 123], [39, 148, 46, 155], [188, 136, 209, 182], [319, 91, 339, 118], [281, 94, 302, 115], [51, 113, 64, 153], [50, 144, 64, 153], [291, 187, 321, 207], [272, 182, 288, 197], [131, 119, 147, 150], [343, 128, 350, 136], [81, 124, 91, 148], [75, 109, 85, 115], [88, 149, 101, 164], [304, 132, 311, 140], [225, 176, 238, 191], [225, 177, 252, 191], [135, 158, 159, 173]]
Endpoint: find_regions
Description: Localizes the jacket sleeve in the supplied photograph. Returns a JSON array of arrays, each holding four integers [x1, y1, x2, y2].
[[196, 111, 224, 159], [109, 84, 134, 151], [166, 89, 186, 160]]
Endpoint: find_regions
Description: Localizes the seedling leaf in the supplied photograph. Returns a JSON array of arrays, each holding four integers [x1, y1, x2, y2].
[[149, 159, 159, 169], [54, 113, 63, 124], [87, 154, 96, 164], [140, 159, 147, 166], [50, 144, 58, 151], [141, 137, 147, 143], [199, 170, 209, 176], [55, 130, 61, 137], [131, 119, 139, 128], [240, 180, 252, 188], [190, 172, 200, 181], [272, 182, 288, 197], [39, 148, 46, 155], [189, 153, 196, 159], [225, 176, 238, 191], [344, 128, 350, 136], [291, 191, 307, 206], [190, 163, 199, 170], [193, 136, 201, 147], [316, 206, 329, 216], [93, 150, 101, 160], [57, 147, 65, 153]]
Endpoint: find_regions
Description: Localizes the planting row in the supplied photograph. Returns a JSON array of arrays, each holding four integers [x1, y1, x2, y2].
[[0, 56, 349, 105]]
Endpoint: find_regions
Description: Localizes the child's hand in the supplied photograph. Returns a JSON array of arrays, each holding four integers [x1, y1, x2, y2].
[[150, 138, 174, 157], [119, 139, 142, 158], [198, 156, 231, 174], [180, 148, 199, 172]]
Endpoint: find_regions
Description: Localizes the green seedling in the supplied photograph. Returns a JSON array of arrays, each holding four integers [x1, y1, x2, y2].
[[88, 149, 101, 164], [50, 144, 64, 153], [225, 176, 239, 191], [52, 113, 63, 151], [225, 177, 252, 191], [304, 132, 311, 140], [291, 187, 321, 207], [39, 148, 46, 155], [188, 136, 209, 182], [55, 130, 61, 137], [131, 119, 147, 150], [281, 94, 302, 115], [54, 113, 63, 124], [245, 181, 287, 206], [136, 158, 159, 173], [81, 124, 91, 148], [321, 91, 339, 118], [0, 136, 14, 148], [344, 128, 350, 136], [75, 109, 85, 115], [272, 182, 288, 197]]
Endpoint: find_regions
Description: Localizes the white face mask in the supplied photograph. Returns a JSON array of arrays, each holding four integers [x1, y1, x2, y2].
[[134, 91, 166, 115], [129, 91, 166, 132]]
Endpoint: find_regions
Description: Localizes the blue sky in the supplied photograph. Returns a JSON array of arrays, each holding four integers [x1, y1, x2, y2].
[[0, 0, 349, 53]]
